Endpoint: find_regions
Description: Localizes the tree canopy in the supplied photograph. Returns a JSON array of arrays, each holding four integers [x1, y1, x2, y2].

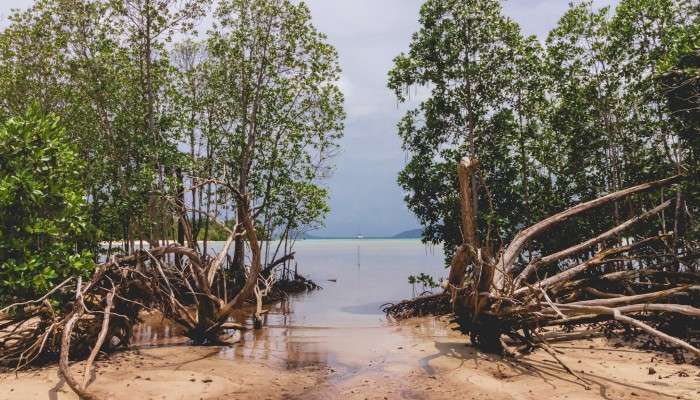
[[0, 0, 344, 301], [390, 0, 699, 265]]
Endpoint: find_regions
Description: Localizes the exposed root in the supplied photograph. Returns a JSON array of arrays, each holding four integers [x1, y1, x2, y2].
[[382, 292, 450, 319], [391, 157, 700, 384]]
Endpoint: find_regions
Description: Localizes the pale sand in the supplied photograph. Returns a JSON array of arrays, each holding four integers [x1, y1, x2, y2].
[[1, 317, 698, 400]]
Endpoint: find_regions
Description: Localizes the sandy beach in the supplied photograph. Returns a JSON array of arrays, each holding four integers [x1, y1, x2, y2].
[[2, 315, 698, 400]]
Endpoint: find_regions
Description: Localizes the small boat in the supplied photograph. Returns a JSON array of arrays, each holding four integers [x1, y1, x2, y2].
[[356, 234, 364, 239]]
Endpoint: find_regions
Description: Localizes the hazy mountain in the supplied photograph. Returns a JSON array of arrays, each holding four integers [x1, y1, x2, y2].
[[392, 228, 422, 239]]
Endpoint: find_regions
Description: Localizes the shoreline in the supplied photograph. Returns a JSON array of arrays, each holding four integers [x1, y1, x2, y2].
[[98, 238, 428, 246], [2, 317, 698, 400]]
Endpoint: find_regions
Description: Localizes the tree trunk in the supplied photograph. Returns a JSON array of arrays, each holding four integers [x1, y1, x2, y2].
[[447, 157, 480, 288], [176, 168, 186, 266], [232, 204, 246, 279]]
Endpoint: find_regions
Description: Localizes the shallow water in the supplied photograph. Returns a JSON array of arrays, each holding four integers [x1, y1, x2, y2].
[[132, 239, 448, 370], [261, 239, 445, 327], [9, 240, 695, 400]]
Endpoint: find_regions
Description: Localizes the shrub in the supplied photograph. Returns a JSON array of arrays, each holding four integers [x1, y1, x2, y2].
[[0, 108, 95, 304]]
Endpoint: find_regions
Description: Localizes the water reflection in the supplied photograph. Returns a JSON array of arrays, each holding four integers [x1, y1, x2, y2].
[[130, 239, 448, 370], [131, 313, 188, 348], [339, 302, 388, 315]]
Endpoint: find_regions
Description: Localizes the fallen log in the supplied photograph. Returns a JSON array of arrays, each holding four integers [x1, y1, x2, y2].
[[0, 195, 271, 374]]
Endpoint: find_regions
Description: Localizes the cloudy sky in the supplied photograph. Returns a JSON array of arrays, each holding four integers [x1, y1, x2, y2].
[[302, 0, 618, 237], [0, 0, 618, 237]]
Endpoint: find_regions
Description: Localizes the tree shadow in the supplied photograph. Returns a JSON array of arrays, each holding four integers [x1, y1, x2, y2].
[[419, 340, 684, 400]]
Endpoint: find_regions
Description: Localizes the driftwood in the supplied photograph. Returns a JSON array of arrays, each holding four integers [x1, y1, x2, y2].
[[383, 293, 450, 319], [0, 194, 288, 400], [514, 199, 673, 287], [388, 156, 700, 373], [0, 180, 322, 400], [0, 197, 316, 359], [453, 158, 698, 357], [59, 278, 103, 400], [493, 173, 682, 292]]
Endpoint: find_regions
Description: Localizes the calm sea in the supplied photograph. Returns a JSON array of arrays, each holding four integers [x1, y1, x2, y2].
[[262, 238, 446, 327]]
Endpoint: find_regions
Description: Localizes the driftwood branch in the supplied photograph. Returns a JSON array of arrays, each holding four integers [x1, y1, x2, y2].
[[513, 235, 669, 297], [82, 287, 115, 389], [494, 174, 681, 292], [0, 277, 73, 315], [514, 199, 674, 287], [389, 158, 698, 379], [556, 304, 700, 356], [59, 279, 103, 400]]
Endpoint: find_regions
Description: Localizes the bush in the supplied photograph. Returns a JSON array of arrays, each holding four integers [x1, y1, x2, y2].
[[662, 50, 700, 240], [0, 108, 95, 304]]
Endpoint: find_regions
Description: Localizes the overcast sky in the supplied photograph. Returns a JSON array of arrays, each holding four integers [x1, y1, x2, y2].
[[0, 0, 618, 237], [303, 0, 618, 237]]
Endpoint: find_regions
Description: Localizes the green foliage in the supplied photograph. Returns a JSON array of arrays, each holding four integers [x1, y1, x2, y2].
[[662, 49, 700, 239], [0, 0, 342, 279], [186, 0, 344, 242], [391, 0, 700, 267], [196, 220, 236, 242], [389, 0, 547, 261], [0, 0, 205, 246], [0, 0, 341, 304], [0, 108, 95, 303], [408, 273, 440, 297], [408, 273, 439, 289]]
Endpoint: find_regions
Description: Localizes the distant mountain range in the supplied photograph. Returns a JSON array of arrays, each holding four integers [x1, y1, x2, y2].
[[301, 228, 422, 240]]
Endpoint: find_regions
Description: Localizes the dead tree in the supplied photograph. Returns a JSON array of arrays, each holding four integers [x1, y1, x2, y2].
[[388, 157, 700, 363]]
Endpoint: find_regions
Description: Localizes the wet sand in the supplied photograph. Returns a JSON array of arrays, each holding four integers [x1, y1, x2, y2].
[[2, 240, 699, 399], [2, 316, 699, 400]]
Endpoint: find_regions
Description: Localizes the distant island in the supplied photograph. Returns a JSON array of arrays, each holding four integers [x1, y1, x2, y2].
[[391, 228, 422, 239]]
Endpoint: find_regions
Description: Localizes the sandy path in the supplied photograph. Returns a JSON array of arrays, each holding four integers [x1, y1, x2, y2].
[[1, 317, 698, 400]]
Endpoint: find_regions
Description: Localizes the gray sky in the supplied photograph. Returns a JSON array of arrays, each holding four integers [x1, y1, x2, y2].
[[302, 0, 618, 237], [0, 0, 618, 237]]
